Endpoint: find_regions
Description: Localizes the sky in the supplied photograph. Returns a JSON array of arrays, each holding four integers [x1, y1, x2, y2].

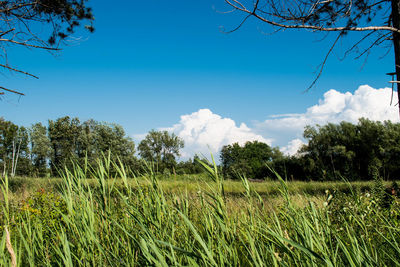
[[1, 0, 399, 160]]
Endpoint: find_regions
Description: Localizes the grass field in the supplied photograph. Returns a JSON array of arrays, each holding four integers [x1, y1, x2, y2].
[[0, 159, 399, 266], [7, 174, 383, 196]]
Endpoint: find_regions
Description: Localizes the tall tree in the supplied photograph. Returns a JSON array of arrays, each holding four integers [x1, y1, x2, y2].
[[300, 118, 400, 180], [76, 119, 97, 164], [48, 116, 81, 175], [92, 122, 136, 166], [0, 118, 30, 176], [10, 126, 29, 177], [225, 0, 400, 113], [138, 130, 184, 173], [30, 122, 52, 177], [220, 141, 278, 179], [0, 0, 94, 96]]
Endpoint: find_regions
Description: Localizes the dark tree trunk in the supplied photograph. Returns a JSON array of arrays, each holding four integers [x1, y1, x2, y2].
[[391, 0, 400, 115]]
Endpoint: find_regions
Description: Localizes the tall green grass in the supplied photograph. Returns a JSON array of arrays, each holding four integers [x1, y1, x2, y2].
[[0, 156, 399, 266]]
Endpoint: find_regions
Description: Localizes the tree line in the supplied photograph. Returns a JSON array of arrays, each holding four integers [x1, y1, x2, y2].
[[221, 118, 400, 181], [2, 116, 400, 181], [0, 116, 196, 177]]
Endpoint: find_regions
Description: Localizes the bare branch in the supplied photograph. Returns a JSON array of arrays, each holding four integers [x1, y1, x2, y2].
[[341, 30, 377, 60], [0, 28, 15, 37], [0, 2, 36, 14], [306, 32, 342, 91], [225, 0, 400, 33], [0, 38, 60, 50], [0, 86, 24, 96], [0, 1, 94, 97], [0, 63, 38, 79], [221, 13, 253, 33], [224, 0, 400, 115], [354, 33, 390, 60]]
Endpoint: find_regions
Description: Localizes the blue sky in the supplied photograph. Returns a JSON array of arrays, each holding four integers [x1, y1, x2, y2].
[[1, 0, 397, 158]]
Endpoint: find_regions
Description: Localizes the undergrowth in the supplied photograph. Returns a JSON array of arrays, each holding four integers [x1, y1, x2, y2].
[[0, 156, 398, 266]]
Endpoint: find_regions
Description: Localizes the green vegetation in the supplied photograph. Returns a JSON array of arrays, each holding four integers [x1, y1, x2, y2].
[[0, 158, 399, 266], [138, 130, 184, 174], [220, 141, 283, 180], [4, 116, 400, 182], [5, 176, 386, 199], [1, 116, 201, 178], [221, 119, 400, 181]]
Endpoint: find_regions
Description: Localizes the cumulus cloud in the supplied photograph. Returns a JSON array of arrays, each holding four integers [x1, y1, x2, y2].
[[163, 109, 270, 159], [133, 85, 398, 158], [280, 139, 305, 156], [256, 85, 399, 155]]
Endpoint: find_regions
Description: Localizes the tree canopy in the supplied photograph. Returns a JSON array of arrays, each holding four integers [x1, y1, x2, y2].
[[138, 130, 184, 174], [220, 140, 284, 179], [220, 119, 400, 181], [0, 116, 137, 177], [0, 0, 94, 95], [299, 118, 400, 180], [0, 117, 206, 178]]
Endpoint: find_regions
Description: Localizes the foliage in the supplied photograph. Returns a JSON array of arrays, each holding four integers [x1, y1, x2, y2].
[[30, 123, 52, 177], [19, 188, 67, 239], [0, 159, 399, 265], [48, 116, 81, 175], [176, 155, 204, 175], [0, 0, 95, 95], [3, 116, 400, 182], [78, 119, 136, 171], [298, 118, 400, 181], [0, 116, 139, 177], [0, 118, 30, 177], [220, 141, 283, 179], [138, 130, 184, 174]]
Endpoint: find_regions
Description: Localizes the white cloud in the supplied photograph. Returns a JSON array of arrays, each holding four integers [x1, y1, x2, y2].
[[256, 85, 399, 155], [133, 85, 399, 158], [163, 109, 270, 159], [281, 139, 305, 156]]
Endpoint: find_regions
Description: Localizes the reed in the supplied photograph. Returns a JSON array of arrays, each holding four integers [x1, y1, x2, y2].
[[0, 156, 398, 266]]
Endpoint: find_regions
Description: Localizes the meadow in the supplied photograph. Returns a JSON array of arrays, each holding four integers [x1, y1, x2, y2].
[[0, 158, 399, 266]]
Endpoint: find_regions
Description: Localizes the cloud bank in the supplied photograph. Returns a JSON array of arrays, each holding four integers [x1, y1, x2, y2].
[[163, 109, 270, 159], [134, 85, 398, 159], [257, 85, 399, 154]]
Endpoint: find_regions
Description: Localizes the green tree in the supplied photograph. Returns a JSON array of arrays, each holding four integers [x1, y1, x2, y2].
[[301, 123, 356, 180], [92, 122, 136, 167], [0, 118, 30, 177], [300, 119, 400, 180], [176, 155, 204, 175], [76, 119, 97, 164], [220, 141, 279, 179], [48, 116, 81, 175], [12, 126, 30, 176], [30, 123, 52, 177], [138, 130, 184, 173]]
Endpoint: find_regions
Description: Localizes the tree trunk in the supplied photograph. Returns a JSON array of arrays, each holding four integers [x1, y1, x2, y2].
[[391, 0, 400, 115], [11, 140, 15, 177]]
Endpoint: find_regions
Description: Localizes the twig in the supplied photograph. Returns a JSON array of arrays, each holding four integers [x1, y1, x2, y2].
[[0, 63, 38, 79], [306, 33, 342, 91], [0, 86, 25, 95]]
